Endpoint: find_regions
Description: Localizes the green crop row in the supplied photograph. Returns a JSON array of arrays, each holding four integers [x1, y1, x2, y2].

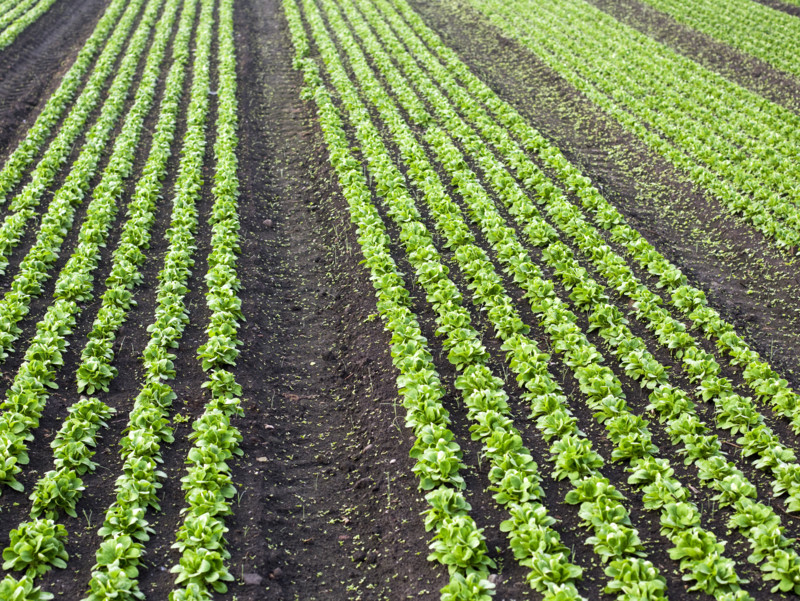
[[296, 0, 800, 595], [0, 0, 26, 19], [288, 0, 625, 597], [637, 0, 800, 78], [326, 0, 776, 597], [167, 0, 244, 597], [369, 0, 800, 524], [285, 2, 494, 597], [0, 0, 182, 499], [461, 0, 800, 252], [0, 2, 196, 598], [296, 0, 723, 596], [387, 0, 800, 448], [81, 0, 213, 597], [0, 0, 198, 597], [0, 0, 59, 52], [365, 0, 800, 593], [0, 0, 161, 362], [0, 0, 129, 204], [0, 0, 143, 209]]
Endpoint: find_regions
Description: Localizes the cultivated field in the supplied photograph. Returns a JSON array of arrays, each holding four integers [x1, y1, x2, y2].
[[0, 0, 799, 599]]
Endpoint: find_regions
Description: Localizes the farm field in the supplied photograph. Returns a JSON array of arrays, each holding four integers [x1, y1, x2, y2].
[[0, 0, 799, 599]]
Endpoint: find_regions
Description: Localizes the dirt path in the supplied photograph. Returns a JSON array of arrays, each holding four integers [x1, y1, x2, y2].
[[205, 0, 443, 598]]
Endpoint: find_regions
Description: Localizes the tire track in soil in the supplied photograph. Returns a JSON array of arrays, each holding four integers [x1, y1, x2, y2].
[[752, 0, 800, 18], [0, 0, 109, 158], [406, 0, 800, 387], [216, 0, 449, 599]]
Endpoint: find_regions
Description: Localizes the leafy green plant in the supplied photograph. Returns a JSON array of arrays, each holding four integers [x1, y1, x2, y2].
[[2, 520, 68, 577], [440, 571, 495, 601], [0, 575, 54, 601], [427, 515, 495, 575]]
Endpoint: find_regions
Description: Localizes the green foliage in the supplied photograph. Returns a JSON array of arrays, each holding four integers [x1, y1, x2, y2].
[[2, 520, 68, 577]]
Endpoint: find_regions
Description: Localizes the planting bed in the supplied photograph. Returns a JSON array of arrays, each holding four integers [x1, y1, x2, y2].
[[0, 0, 799, 600]]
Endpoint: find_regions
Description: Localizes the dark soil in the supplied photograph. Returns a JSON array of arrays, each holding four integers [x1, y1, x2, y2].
[[0, 0, 110, 158], [210, 0, 448, 598], [586, 0, 800, 110]]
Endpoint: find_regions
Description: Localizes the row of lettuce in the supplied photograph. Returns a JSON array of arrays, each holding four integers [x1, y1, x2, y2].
[[0, 0, 176, 502], [381, 0, 800, 455], [348, 0, 800, 590], [0, 0, 130, 204], [288, 0, 800, 597], [359, 0, 800, 522], [0, 0, 196, 594], [461, 0, 800, 255], [0, 0, 246, 598], [635, 0, 800, 78], [0, 0, 60, 51], [168, 0, 244, 596], [288, 3, 590, 598], [386, 0, 800, 441], [85, 0, 213, 594], [392, 0, 800, 589], [0, 0, 153, 363]]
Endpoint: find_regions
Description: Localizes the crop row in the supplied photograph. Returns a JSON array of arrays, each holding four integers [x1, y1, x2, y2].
[[292, 0, 747, 597], [166, 0, 244, 597], [362, 0, 800, 590], [462, 0, 800, 253], [357, 0, 800, 523], [0, 0, 143, 210], [0, 0, 204, 596], [384, 0, 800, 441], [83, 0, 213, 597], [286, 1, 625, 598], [76, 0, 197, 400], [0, 0, 187, 589], [0, 0, 158, 363], [2, 0, 196, 589], [0, 0, 59, 51], [319, 0, 800, 596], [0, 0, 247, 596], [636, 0, 800, 78], [0, 0, 182, 497], [294, 0, 800, 596], [0, 0, 23, 18], [285, 2, 492, 596], [0, 0, 129, 204]]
